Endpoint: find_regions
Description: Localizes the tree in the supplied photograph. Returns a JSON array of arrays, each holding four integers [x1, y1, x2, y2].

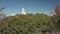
[[55, 4, 60, 18], [54, 4, 60, 31], [0, 13, 54, 34], [0, 7, 5, 19]]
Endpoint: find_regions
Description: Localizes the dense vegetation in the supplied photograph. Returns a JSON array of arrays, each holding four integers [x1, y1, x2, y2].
[[0, 13, 54, 34], [0, 4, 60, 34]]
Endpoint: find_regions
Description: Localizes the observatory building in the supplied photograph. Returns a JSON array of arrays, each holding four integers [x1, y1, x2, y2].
[[21, 8, 26, 15]]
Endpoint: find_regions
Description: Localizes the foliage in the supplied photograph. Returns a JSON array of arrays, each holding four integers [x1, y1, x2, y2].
[[55, 4, 60, 18], [53, 4, 60, 31], [0, 13, 54, 34]]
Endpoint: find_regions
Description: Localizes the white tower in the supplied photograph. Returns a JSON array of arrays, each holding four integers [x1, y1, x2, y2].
[[21, 8, 26, 15]]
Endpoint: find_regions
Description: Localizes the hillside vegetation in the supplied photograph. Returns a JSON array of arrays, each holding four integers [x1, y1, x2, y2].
[[0, 13, 54, 34]]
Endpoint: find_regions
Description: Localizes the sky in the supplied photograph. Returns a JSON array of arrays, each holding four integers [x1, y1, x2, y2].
[[0, 0, 60, 16]]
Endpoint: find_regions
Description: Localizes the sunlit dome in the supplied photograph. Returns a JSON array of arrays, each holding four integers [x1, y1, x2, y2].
[[21, 8, 27, 15], [11, 14, 14, 16], [11, 13, 17, 16]]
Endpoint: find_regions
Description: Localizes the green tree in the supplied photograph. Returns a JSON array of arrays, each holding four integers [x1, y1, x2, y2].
[[0, 13, 54, 34]]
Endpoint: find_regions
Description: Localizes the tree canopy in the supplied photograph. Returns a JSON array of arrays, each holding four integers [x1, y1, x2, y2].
[[0, 13, 54, 34]]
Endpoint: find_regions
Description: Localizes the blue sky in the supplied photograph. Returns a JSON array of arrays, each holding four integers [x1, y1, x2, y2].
[[0, 0, 60, 15]]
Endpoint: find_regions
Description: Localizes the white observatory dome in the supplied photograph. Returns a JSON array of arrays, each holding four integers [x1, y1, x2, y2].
[[21, 8, 26, 15]]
